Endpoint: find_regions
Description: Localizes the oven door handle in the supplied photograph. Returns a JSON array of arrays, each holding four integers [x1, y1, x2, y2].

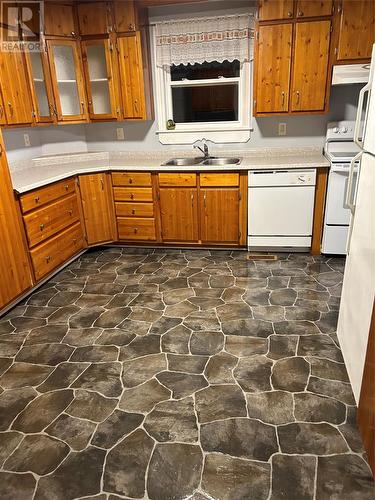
[[354, 81, 371, 147], [344, 151, 362, 213]]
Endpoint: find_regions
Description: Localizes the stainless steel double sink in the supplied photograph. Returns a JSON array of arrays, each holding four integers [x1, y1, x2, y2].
[[161, 157, 242, 167]]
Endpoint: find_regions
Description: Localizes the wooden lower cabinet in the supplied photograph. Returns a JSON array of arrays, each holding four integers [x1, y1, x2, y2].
[[0, 136, 33, 309], [159, 188, 199, 242], [79, 173, 117, 245]]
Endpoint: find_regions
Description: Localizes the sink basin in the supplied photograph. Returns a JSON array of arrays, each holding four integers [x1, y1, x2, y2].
[[202, 157, 241, 166], [161, 157, 203, 166]]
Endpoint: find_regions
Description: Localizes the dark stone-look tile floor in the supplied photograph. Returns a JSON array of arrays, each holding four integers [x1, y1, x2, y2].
[[0, 247, 374, 500]]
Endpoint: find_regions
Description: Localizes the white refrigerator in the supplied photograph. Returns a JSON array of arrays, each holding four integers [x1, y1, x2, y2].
[[336, 44, 375, 404]]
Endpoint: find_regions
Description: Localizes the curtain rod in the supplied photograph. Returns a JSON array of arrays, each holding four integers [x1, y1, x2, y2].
[[149, 12, 255, 27]]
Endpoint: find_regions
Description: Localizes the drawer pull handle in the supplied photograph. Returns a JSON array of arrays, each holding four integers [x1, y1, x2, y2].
[[73, 238, 77, 244], [35, 196, 40, 203], [130, 193, 134, 200], [132, 209, 135, 215], [68, 209, 73, 216], [129, 178, 133, 184], [65, 184, 69, 190], [46, 255, 51, 263], [134, 228, 138, 234], [40, 223, 45, 231]]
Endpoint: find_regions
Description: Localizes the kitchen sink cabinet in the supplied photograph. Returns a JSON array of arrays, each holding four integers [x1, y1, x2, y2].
[[200, 189, 240, 244], [159, 188, 199, 243], [0, 133, 33, 310], [79, 173, 117, 245]]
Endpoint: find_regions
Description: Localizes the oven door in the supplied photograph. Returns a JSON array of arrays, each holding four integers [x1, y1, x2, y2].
[[325, 163, 358, 225]]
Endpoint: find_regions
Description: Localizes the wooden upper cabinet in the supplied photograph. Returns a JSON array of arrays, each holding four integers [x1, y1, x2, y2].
[[77, 2, 113, 35], [44, 3, 77, 37], [254, 23, 292, 114], [0, 132, 33, 310], [0, 50, 34, 125], [79, 173, 116, 245], [117, 33, 147, 119], [25, 50, 56, 124], [81, 38, 118, 120], [200, 189, 240, 244], [291, 20, 331, 112], [295, 0, 333, 18], [258, 0, 294, 21], [335, 0, 375, 62], [113, 0, 138, 32], [47, 39, 88, 122], [159, 188, 199, 242]]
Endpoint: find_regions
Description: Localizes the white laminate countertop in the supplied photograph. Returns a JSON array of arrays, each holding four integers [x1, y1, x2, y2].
[[9, 147, 330, 194]]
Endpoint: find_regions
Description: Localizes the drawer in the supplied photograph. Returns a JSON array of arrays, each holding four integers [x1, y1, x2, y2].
[[113, 187, 153, 202], [115, 202, 154, 218], [24, 194, 80, 248], [158, 173, 197, 187], [117, 217, 156, 241], [20, 178, 76, 213], [200, 173, 239, 187], [30, 222, 84, 281], [112, 172, 152, 187]]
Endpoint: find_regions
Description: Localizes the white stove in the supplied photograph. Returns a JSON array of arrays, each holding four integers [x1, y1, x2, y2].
[[322, 121, 360, 254]]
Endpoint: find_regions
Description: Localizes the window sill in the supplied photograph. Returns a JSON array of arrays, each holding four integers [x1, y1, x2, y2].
[[157, 127, 252, 145]]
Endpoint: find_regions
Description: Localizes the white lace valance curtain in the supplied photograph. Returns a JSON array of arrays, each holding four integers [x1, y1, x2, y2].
[[155, 14, 254, 67]]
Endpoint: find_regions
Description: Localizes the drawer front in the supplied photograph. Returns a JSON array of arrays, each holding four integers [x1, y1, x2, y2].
[[115, 202, 154, 218], [200, 173, 239, 187], [158, 173, 197, 187], [24, 194, 80, 247], [113, 187, 153, 202], [112, 172, 152, 187], [117, 217, 156, 240], [30, 222, 84, 281], [20, 178, 76, 213]]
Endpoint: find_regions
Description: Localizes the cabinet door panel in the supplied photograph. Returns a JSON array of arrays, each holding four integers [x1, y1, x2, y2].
[[159, 188, 198, 242], [0, 135, 32, 309], [255, 24, 292, 114], [113, 0, 137, 32], [47, 40, 87, 122], [77, 2, 112, 35], [295, 0, 332, 18], [117, 33, 146, 119], [200, 189, 239, 244], [44, 3, 76, 37], [258, 0, 294, 20], [82, 39, 117, 120], [337, 0, 375, 61], [0, 51, 33, 124], [291, 20, 331, 112], [25, 50, 55, 123], [79, 173, 116, 245]]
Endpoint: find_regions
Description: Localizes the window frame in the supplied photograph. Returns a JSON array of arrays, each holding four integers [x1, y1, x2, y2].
[[151, 26, 253, 145]]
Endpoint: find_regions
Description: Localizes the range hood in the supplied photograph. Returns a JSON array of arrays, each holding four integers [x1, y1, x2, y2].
[[332, 64, 370, 85]]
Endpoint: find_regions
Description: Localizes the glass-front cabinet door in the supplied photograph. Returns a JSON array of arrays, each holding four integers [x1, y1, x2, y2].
[[47, 40, 88, 122], [25, 50, 55, 123], [81, 38, 118, 120]]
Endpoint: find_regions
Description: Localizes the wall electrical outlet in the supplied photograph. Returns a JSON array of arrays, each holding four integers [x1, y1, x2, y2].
[[116, 128, 125, 140], [278, 123, 287, 136], [23, 133, 31, 147]]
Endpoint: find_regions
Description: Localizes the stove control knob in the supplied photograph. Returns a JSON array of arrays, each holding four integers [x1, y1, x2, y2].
[[333, 126, 339, 133], [341, 126, 348, 133]]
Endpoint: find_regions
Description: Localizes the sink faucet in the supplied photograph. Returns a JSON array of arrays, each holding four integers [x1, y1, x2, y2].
[[193, 139, 210, 159]]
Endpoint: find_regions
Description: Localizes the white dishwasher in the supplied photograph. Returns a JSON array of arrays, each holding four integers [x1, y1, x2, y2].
[[248, 169, 317, 250]]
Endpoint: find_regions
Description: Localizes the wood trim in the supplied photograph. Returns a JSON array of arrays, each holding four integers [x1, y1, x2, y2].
[[311, 167, 329, 255], [239, 172, 248, 246], [358, 299, 375, 477]]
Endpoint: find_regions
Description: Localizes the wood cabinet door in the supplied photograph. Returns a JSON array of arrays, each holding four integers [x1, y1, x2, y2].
[[47, 39, 88, 122], [81, 38, 118, 120], [295, 0, 333, 18], [0, 91, 6, 125], [77, 2, 113, 35], [258, 0, 294, 20], [291, 20, 331, 112], [0, 50, 33, 125], [79, 173, 116, 245], [255, 24, 292, 114], [25, 50, 56, 124], [0, 134, 33, 310], [336, 0, 375, 61], [44, 3, 76, 37], [117, 33, 146, 119], [113, 0, 137, 32], [159, 188, 198, 242], [200, 189, 240, 244]]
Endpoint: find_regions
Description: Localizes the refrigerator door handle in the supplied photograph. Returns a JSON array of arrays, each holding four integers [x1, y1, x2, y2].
[[344, 151, 362, 213], [354, 83, 371, 147]]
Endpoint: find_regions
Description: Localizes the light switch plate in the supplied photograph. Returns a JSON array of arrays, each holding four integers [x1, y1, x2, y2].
[[23, 133, 31, 147], [278, 123, 287, 136], [116, 128, 125, 140]]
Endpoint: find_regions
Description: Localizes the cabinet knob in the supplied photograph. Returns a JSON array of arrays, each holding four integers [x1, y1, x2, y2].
[[130, 193, 134, 200], [129, 178, 133, 184], [35, 196, 40, 203], [40, 223, 45, 231], [71, 31, 76, 37], [134, 227, 138, 234], [68, 209, 73, 216], [296, 90, 300, 104], [297, 10, 303, 16], [65, 184, 69, 190], [287, 11, 293, 17], [46, 255, 51, 263], [129, 23, 135, 30], [73, 238, 77, 244], [132, 209, 135, 215], [281, 91, 285, 107]]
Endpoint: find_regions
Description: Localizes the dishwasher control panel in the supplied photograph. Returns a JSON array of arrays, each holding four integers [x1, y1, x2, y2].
[[248, 169, 317, 187]]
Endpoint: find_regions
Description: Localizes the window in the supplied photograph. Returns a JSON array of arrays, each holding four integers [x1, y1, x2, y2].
[[152, 27, 252, 145]]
